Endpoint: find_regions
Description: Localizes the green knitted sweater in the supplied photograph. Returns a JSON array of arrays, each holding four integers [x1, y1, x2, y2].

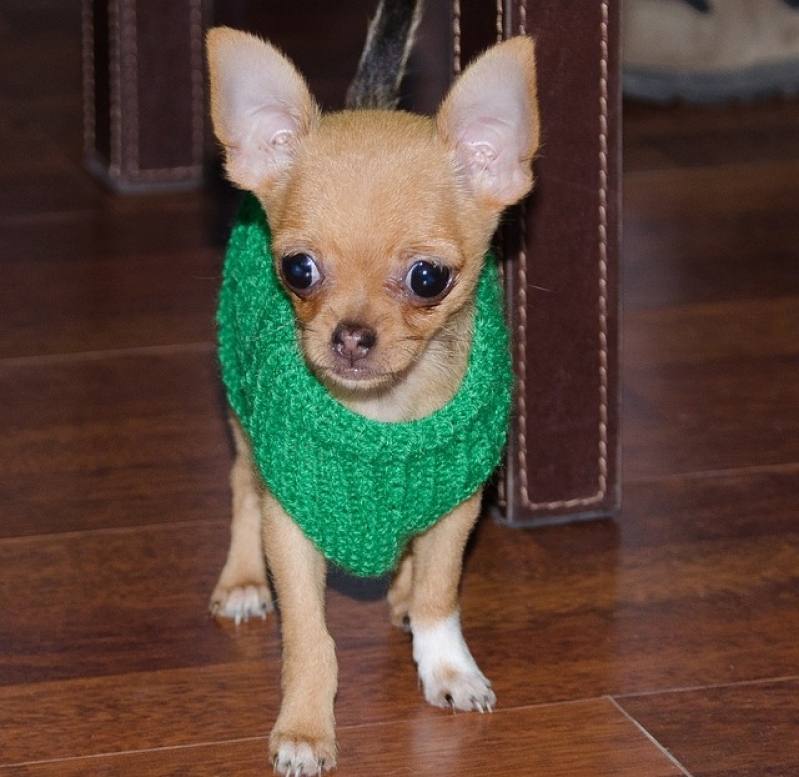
[[217, 195, 513, 577]]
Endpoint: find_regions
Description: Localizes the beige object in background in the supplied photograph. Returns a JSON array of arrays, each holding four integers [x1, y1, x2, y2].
[[623, 0, 799, 102]]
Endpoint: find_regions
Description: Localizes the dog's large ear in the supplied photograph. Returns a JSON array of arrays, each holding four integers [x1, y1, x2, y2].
[[206, 27, 317, 191], [437, 36, 540, 210]]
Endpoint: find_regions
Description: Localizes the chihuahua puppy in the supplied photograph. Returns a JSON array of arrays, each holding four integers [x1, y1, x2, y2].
[[207, 2, 539, 773]]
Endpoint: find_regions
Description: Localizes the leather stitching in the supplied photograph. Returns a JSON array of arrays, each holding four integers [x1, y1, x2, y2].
[[81, 0, 95, 161], [453, 0, 462, 75], [188, 0, 204, 169], [496, 0, 505, 42], [120, 0, 138, 174], [108, 0, 123, 176]]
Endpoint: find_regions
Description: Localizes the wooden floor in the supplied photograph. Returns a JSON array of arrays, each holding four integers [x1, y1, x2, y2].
[[2, 3, 799, 775]]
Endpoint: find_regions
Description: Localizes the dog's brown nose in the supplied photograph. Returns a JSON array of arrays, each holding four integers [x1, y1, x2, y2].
[[332, 321, 377, 362]]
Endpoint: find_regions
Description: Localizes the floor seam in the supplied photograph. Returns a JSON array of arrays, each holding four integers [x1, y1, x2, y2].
[[608, 695, 694, 777]]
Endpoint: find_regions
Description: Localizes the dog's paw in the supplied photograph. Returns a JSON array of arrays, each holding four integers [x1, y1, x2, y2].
[[413, 613, 496, 712], [270, 731, 337, 777], [421, 663, 496, 712], [209, 582, 273, 625]]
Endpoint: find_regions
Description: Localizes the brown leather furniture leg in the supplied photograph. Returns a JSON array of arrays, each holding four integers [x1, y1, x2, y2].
[[82, 0, 206, 192]]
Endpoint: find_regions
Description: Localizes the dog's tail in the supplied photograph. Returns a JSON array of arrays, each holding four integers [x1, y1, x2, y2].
[[345, 0, 423, 110]]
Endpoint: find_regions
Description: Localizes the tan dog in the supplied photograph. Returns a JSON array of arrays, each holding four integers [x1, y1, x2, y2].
[[206, 11, 539, 775]]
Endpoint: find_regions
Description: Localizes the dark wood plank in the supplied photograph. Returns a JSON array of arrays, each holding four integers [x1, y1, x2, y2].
[[625, 297, 799, 368], [0, 700, 684, 776], [0, 20, 99, 221], [0, 186, 235, 259], [0, 0, 82, 162], [0, 349, 231, 538], [622, 160, 799, 480], [623, 99, 799, 172], [0, 523, 261, 688], [617, 467, 799, 548], [0, 158, 102, 220], [618, 679, 799, 777], [623, 161, 799, 311], [622, 353, 799, 480], [0, 238, 221, 358], [462, 470, 799, 702], [2, 470, 798, 742]]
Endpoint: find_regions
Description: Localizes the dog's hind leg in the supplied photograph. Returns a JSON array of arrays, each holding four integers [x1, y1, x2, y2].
[[408, 490, 496, 712], [209, 415, 273, 623], [262, 493, 338, 776]]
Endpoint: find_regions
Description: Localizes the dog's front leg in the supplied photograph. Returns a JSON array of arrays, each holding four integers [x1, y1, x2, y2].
[[408, 490, 495, 712], [262, 491, 338, 776], [210, 416, 273, 623]]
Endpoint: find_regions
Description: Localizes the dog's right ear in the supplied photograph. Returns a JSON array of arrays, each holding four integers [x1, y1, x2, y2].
[[206, 27, 317, 191], [436, 36, 539, 213]]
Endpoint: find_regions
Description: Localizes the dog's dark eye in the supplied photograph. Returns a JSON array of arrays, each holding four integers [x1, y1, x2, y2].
[[281, 253, 321, 293], [405, 261, 452, 301]]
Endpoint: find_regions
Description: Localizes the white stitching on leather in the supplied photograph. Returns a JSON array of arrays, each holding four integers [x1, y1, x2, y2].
[[496, 0, 504, 42], [596, 0, 610, 501], [515, 0, 610, 512], [81, 0, 95, 161], [517, 0, 527, 35], [107, 0, 122, 176], [453, 0, 462, 76], [189, 0, 204, 168], [516, 198, 531, 506], [120, 0, 139, 174]]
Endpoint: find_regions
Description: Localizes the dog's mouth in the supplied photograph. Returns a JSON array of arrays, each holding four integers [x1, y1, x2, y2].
[[320, 358, 397, 390], [309, 347, 406, 392]]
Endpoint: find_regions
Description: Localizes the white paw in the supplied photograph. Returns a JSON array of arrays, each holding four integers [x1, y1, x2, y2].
[[271, 735, 336, 776], [209, 583, 273, 625], [412, 613, 496, 712]]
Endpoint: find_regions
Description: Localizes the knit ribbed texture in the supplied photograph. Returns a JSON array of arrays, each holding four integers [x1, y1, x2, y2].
[[217, 195, 513, 577]]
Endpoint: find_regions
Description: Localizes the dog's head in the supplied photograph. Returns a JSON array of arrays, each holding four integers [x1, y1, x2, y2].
[[207, 29, 539, 393]]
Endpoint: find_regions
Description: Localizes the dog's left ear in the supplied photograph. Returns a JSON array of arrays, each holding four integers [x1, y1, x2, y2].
[[206, 27, 318, 192], [437, 36, 540, 211]]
